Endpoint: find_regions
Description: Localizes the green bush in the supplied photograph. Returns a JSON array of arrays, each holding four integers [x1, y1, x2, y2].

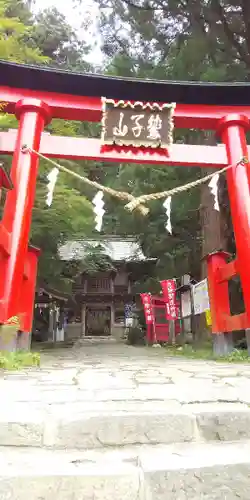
[[0, 351, 40, 370], [164, 345, 250, 363]]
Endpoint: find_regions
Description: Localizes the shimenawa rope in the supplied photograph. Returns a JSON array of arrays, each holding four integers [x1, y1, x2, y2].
[[22, 145, 246, 215], [125, 158, 246, 212], [22, 145, 148, 215]]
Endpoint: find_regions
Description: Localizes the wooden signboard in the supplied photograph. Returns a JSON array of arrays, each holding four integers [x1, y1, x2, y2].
[[101, 98, 175, 148], [192, 279, 210, 315]]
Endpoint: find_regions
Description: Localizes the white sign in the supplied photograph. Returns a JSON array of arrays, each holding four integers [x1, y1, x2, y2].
[[181, 290, 192, 318], [192, 279, 210, 315], [125, 317, 133, 327]]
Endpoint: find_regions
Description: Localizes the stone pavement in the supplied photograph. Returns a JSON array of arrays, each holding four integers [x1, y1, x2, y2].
[[2, 339, 250, 498]]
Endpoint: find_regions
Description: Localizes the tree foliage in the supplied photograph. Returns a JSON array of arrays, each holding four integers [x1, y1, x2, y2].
[[0, 0, 94, 291], [78, 243, 117, 275], [0, 0, 48, 63], [31, 168, 94, 291], [31, 7, 91, 70], [97, 0, 250, 80]]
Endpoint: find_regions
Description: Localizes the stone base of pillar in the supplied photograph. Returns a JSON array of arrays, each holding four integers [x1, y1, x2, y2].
[[0, 326, 18, 352], [212, 332, 234, 357], [0, 327, 31, 352], [16, 331, 31, 351]]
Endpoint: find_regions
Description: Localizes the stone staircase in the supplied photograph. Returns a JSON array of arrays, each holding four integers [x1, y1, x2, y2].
[[1, 344, 250, 498], [1, 401, 250, 499], [1, 441, 250, 499]]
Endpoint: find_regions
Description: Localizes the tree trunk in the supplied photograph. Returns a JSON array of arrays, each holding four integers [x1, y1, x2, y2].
[[200, 133, 228, 275], [200, 173, 227, 277], [195, 133, 228, 345]]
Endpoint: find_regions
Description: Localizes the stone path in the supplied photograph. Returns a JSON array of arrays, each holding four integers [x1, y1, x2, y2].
[[2, 339, 250, 498], [4, 340, 250, 407]]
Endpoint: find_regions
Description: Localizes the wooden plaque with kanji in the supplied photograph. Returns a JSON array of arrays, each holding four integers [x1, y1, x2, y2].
[[101, 98, 175, 148]]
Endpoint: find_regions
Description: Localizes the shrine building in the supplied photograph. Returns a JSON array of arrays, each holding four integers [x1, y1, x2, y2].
[[57, 236, 155, 341]]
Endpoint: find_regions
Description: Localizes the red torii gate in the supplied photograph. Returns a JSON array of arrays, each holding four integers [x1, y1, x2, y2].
[[0, 60, 250, 353]]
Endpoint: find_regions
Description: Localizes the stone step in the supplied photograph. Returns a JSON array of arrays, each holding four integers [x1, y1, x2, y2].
[[0, 441, 250, 499], [2, 402, 250, 449]]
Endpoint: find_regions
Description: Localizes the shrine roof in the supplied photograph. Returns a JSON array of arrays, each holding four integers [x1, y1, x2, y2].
[[59, 237, 153, 262], [1, 60, 250, 105]]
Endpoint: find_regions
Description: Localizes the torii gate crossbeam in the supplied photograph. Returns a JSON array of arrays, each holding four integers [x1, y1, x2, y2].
[[0, 131, 238, 168]]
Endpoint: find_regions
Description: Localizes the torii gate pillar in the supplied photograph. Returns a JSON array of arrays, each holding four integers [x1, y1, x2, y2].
[[205, 114, 250, 354], [0, 99, 51, 348], [218, 115, 250, 316]]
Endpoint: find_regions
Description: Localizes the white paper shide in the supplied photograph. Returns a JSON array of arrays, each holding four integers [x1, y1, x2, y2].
[[92, 190, 105, 232], [46, 167, 59, 207], [208, 173, 220, 211], [163, 196, 172, 234]]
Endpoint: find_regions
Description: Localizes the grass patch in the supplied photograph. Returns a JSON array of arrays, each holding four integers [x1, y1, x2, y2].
[[164, 344, 250, 363], [0, 351, 40, 370]]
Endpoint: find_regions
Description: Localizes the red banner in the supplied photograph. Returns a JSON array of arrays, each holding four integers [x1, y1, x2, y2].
[[140, 293, 153, 324], [160, 280, 178, 320]]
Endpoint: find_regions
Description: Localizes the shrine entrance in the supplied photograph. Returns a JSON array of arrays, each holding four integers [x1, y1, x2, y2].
[[1, 60, 250, 354], [85, 306, 111, 336]]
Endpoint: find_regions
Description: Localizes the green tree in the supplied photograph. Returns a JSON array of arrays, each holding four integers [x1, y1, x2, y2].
[[0, 0, 95, 291], [31, 7, 91, 70], [0, 0, 49, 128], [97, 0, 250, 81], [0, 0, 48, 63], [31, 169, 94, 291]]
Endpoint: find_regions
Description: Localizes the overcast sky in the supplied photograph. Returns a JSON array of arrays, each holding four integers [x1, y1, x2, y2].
[[33, 0, 103, 64]]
